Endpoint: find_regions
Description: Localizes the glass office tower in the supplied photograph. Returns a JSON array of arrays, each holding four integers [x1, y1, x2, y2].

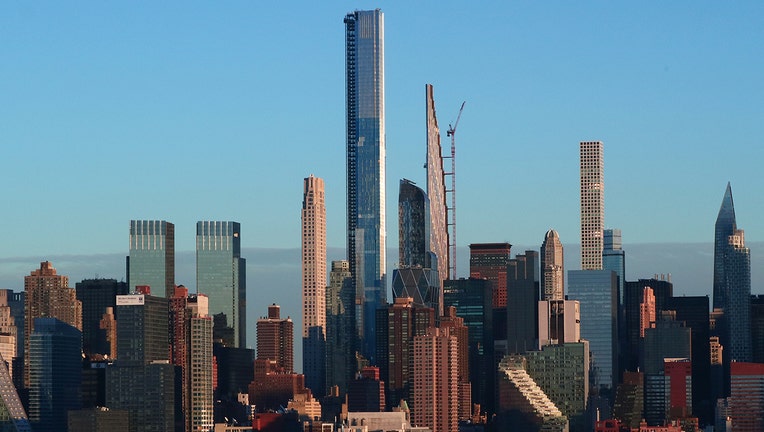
[[345, 9, 386, 362], [128, 220, 175, 298], [196, 221, 246, 348]]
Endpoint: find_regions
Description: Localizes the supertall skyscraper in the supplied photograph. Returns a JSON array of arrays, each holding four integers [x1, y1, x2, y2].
[[540, 229, 564, 301], [196, 221, 246, 348], [344, 9, 386, 362], [425, 84, 449, 285], [128, 220, 175, 298], [580, 141, 604, 270], [302, 175, 326, 396]]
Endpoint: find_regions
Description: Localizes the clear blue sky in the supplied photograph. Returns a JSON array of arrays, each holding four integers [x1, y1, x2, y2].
[[2, 2, 763, 268]]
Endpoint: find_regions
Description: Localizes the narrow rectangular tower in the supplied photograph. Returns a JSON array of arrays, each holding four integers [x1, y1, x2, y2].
[[302, 175, 326, 396], [345, 9, 386, 363], [196, 221, 246, 348], [579, 141, 604, 270]]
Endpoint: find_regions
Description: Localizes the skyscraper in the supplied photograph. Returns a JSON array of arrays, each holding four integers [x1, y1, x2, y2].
[[425, 84, 449, 285], [540, 230, 564, 301], [580, 141, 604, 270], [344, 9, 386, 363], [506, 251, 539, 354], [302, 175, 326, 338], [412, 326, 459, 432], [128, 220, 175, 298], [301, 176, 327, 396], [567, 270, 618, 393], [713, 182, 736, 311], [196, 221, 246, 348], [23, 261, 81, 388]]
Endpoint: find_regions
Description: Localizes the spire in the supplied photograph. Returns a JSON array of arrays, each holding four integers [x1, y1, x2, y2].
[[716, 182, 736, 228]]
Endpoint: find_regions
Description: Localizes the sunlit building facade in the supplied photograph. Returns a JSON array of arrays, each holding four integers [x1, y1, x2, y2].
[[580, 141, 604, 270], [345, 9, 386, 363], [128, 220, 175, 297]]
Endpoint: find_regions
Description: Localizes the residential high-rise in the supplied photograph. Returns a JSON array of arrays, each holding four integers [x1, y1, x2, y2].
[[567, 270, 618, 393], [580, 141, 604, 270], [375, 297, 434, 408], [302, 175, 326, 396], [469, 243, 511, 309], [438, 307, 471, 421], [256, 304, 293, 373], [497, 356, 568, 431], [412, 326, 459, 432], [196, 221, 246, 348], [23, 261, 81, 388], [325, 260, 355, 395], [28, 318, 82, 432], [623, 278, 673, 373], [506, 251, 539, 354], [75, 279, 128, 358], [425, 84, 449, 286], [347, 366, 385, 412], [722, 229, 752, 363], [128, 220, 175, 298], [540, 230, 564, 301], [0, 349, 30, 431], [344, 9, 386, 363], [115, 292, 169, 365], [713, 182, 736, 314]]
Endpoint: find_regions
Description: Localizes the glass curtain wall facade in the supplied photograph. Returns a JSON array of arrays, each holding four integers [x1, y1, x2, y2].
[[196, 221, 246, 348], [345, 9, 386, 363], [128, 220, 175, 298], [567, 270, 618, 393]]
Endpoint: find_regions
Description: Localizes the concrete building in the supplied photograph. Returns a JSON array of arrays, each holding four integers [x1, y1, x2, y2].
[[302, 176, 327, 397], [0, 290, 18, 381], [579, 141, 604, 270], [540, 230, 564, 301], [256, 304, 293, 372], [128, 220, 175, 297], [438, 307, 471, 421], [344, 9, 386, 364], [248, 359, 308, 413], [412, 326, 458, 432], [613, 371, 644, 430], [23, 261, 81, 388], [347, 366, 385, 413], [68, 407, 129, 432], [623, 278, 673, 372]]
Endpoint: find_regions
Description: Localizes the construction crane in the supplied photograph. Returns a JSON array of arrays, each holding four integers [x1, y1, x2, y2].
[[445, 101, 464, 279]]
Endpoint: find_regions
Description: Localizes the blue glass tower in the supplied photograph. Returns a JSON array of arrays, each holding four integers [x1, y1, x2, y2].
[[345, 9, 386, 363], [196, 221, 246, 348], [567, 270, 618, 393]]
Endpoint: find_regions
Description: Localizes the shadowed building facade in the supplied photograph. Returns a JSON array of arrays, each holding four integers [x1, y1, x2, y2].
[[302, 176, 326, 397]]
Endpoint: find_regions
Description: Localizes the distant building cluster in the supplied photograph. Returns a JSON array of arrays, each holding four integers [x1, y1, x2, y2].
[[0, 8, 760, 432]]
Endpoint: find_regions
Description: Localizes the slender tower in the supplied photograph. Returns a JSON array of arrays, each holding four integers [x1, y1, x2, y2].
[[128, 220, 175, 298], [425, 84, 449, 285], [579, 141, 604, 270], [302, 175, 326, 395], [540, 229, 564, 301], [345, 9, 386, 362]]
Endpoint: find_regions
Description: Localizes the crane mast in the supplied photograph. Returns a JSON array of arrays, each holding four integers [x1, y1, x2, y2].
[[445, 102, 464, 279]]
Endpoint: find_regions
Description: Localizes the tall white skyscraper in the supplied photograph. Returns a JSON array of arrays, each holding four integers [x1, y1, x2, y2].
[[302, 175, 326, 337], [579, 141, 604, 270], [302, 175, 327, 396], [345, 9, 386, 362]]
